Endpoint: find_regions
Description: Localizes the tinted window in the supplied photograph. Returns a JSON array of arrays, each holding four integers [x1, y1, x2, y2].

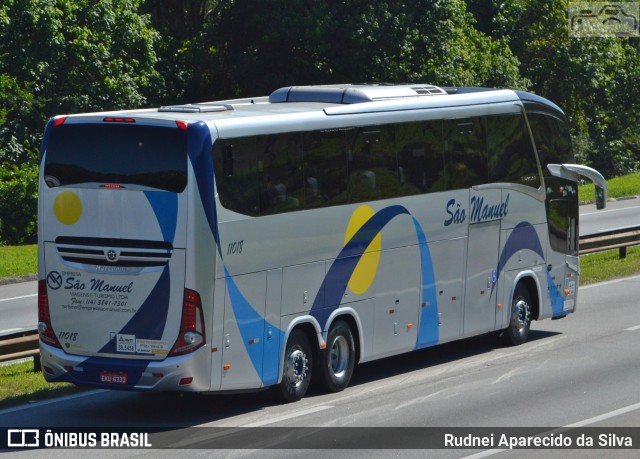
[[303, 129, 349, 208], [44, 123, 187, 192], [213, 137, 260, 215], [348, 125, 400, 202], [487, 114, 540, 188], [397, 121, 445, 194], [444, 118, 487, 189]]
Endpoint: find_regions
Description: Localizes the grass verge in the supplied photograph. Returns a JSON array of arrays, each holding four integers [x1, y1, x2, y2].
[[0, 361, 85, 409], [579, 172, 640, 203], [580, 246, 640, 285], [0, 244, 37, 278]]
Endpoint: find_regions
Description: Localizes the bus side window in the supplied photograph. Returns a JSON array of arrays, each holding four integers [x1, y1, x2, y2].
[[257, 134, 304, 215], [487, 113, 541, 188], [213, 138, 261, 216], [443, 118, 487, 190], [348, 125, 399, 203], [396, 120, 445, 194], [303, 129, 349, 208]]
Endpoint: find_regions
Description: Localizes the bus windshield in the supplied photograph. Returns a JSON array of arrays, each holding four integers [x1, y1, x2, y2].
[[44, 123, 188, 192]]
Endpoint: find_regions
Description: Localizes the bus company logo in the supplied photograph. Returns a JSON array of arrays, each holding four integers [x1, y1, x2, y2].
[[569, 2, 639, 37], [7, 429, 40, 447], [46, 271, 63, 290], [105, 249, 119, 262]]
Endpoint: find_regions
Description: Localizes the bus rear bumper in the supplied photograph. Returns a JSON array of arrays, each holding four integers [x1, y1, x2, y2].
[[39, 342, 212, 392]]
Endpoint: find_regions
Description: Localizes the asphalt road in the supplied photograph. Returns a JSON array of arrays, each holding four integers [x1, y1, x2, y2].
[[1, 274, 639, 458]]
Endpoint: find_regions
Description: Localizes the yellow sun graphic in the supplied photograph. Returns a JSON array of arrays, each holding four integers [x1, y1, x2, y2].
[[344, 205, 381, 295], [53, 191, 83, 225]]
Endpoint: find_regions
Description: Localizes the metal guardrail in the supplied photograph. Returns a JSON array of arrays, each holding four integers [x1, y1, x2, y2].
[[0, 330, 40, 370], [1, 225, 640, 368], [579, 225, 640, 258]]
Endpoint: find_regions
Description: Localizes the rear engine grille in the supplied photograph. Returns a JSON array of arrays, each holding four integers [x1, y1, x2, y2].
[[55, 237, 173, 268]]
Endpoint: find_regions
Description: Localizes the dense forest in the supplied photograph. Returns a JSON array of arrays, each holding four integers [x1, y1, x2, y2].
[[1, 0, 639, 244]]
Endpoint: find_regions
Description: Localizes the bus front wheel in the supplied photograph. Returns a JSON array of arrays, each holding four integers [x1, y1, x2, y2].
[[317, 320, 355, 393], [502, 283, 532, 346], [275, 328, 312, 402]]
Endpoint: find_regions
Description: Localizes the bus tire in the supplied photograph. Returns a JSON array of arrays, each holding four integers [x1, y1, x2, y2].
[[502, 283, 532, 346], [317, 320, 355, 393], [275, 328, 312, 403]]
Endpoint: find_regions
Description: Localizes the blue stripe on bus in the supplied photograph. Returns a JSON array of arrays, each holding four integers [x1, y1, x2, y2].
[[186, 121, 220, 255], [144, 191, 178, 243], [224, 266, 284, 385], [98, 268, 171, 354], [52, 356, 151, 389], [547, 272, 565, 316], [413, 217, 439, 349], [310, 205, 439, 342], [222, 205, 440, 384]]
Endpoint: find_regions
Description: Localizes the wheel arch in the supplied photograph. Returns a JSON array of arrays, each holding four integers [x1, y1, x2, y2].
[[325, 307, 363, 365], [511, 272, 540, 321]]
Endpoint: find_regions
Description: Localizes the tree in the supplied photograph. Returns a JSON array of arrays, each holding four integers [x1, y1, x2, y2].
[[0, 0, 163, 165]]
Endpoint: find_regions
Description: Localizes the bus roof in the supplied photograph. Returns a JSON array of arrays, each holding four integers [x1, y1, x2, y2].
[[56, 84, 564, 123]]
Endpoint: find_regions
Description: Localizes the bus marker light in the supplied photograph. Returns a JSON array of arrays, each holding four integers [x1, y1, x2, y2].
[[320, 343, 327, 349], [407, 324, 413, 329], [44, 366, 55, 375], [152, 373, 163, 378], [176, 120, 188, 131], [565, 290, 571, 296], [52, 116, 67, 126], [212, 347, 218, 353], [223, 364, 231, 371], [103, 117, 135, 123], [179, 377, 193, 385], [101, 183, 124, 189], [498, 303, 503, 309]]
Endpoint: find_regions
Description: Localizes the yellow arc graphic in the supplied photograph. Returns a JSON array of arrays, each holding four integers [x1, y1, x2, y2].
[[53, 191, 83, 225], [344, 205, 381, 295]]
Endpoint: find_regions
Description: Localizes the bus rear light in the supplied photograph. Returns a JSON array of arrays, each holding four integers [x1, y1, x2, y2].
[[52, 116, 67, 127], [169, 289, 206, 356], [175, 120, 188, 131], [38, 280, 62, 349], [103, 117, 136, 123], [44, 366, 55, 375], [100, 183, 124, 189], [179, 377, 193, 385]]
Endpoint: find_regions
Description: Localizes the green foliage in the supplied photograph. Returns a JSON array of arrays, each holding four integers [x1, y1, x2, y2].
[[0, 0, 163, 166], [0, 244, 37, 277], [0, 163, 38, 244]]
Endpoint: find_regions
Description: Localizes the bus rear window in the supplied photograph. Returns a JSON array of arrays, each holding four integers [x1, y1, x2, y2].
[[44, 123, 187, 192]]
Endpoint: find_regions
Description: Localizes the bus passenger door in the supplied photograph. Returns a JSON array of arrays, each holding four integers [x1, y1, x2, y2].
[[463, 208, 501, 336]]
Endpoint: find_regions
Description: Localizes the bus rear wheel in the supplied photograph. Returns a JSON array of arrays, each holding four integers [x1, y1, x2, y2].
[[317, 320, 355, 393], [275, 328, 312, 403], [502, 283, 532, 346]]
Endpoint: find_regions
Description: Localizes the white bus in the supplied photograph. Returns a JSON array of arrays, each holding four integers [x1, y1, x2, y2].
[[38, 84, 606, 402]]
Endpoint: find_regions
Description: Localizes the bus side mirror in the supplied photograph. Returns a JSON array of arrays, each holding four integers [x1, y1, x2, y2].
[[595, 185, 605, 210]]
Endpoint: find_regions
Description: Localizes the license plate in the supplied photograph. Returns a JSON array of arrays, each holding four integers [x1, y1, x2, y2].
[[99, 371, 128, 385]]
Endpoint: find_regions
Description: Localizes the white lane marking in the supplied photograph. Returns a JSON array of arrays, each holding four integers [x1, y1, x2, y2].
[[581, 273, 640, 289], [203, 405, 334, 428], [461, 401, 640, 458], [0, 293, 37, 303], [625, 325, 640, 331], [0, 389, 108, 416]]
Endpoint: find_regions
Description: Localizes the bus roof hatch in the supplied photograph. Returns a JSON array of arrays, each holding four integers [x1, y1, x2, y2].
[[269, 84, 447, 104]]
